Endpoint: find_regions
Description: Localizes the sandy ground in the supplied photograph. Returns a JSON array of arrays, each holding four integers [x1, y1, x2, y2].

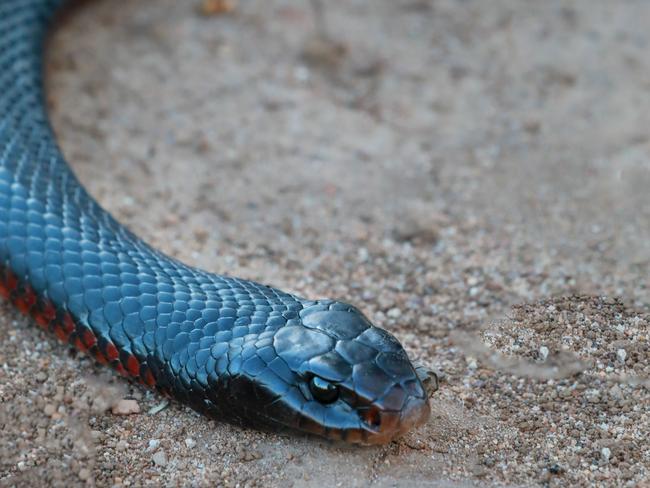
[[1, 0, 649, 486]]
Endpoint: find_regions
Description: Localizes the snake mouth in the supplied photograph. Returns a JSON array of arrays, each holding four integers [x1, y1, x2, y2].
[[299, 395, 430, 446], [359, 396, 431, 445]]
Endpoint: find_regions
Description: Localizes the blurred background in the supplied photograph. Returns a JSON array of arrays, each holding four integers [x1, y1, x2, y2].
[[2, 1, 648, 486]]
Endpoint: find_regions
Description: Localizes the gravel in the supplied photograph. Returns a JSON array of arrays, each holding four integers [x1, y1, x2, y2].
[[1, 0, 650, 486]]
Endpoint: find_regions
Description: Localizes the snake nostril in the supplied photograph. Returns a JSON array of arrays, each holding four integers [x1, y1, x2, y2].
[[361, 407, 382, 429]]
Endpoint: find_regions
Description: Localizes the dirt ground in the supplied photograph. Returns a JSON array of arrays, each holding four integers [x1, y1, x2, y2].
[[1, 0, 649, 486]]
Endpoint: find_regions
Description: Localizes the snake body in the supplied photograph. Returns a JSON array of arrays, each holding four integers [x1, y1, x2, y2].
[[0, 0, 430, 444]]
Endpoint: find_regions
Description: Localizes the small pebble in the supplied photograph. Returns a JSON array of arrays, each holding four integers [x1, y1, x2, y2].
[[387, 307, 402, 319], [111, 399, 141, 415], [601, 447, 611, 464], [616, 348, 627, 363], [152, 450, 168, 467], [539, 346, 549, 361], [198, 0, 236, 16], [78, 468, 91, 481], [184, 438, 196, 449], [148, 400, 170, 415], [609, 385, 622, 399]]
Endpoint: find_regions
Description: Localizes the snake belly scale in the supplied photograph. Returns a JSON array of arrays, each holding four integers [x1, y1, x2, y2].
[[0, 0, 430, 444]]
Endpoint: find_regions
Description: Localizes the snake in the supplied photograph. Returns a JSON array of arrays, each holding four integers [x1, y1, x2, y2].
[[0, 0, 432, 445]]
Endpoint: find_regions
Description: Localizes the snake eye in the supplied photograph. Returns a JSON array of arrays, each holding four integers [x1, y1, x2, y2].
[[309, 376, 339, 404]]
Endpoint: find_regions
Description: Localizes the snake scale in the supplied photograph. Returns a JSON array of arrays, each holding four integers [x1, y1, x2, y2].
[[0, 0, 431, 444]]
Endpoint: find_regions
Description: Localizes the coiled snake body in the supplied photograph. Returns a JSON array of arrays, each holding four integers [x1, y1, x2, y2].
[[0, 0, 430, 444]]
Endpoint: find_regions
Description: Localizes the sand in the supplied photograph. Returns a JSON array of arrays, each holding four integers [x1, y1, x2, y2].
[[1, 0, 649, 486]]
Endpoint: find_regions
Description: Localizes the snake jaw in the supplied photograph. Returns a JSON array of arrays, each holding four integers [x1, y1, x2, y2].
[[289, 393, 430, 446]]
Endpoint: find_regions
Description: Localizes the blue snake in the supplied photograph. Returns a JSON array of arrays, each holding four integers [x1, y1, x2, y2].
[[0, 0, 431, 444]]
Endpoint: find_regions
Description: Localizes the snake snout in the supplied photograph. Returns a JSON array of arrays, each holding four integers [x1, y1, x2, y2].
[[399, 395, 431, 432], [359, 390, 430, 445]]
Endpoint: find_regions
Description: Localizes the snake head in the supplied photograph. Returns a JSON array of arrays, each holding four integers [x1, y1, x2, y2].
[[257, 301, 430, 445]]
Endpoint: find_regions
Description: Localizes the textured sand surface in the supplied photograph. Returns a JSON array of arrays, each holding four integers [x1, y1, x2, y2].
[[1, 0, 649, 486]]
